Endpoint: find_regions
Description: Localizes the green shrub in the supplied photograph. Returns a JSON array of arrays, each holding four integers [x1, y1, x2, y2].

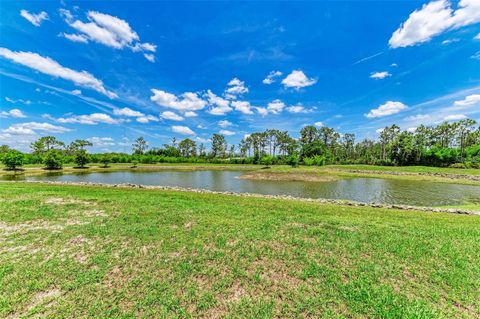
[[2, 150, 24, 170], [287, 154, 299, 168], [100, 155, 111, 168], [303, 157, 314, 166], [74, 150, 89, 168], [313, 155, 326, 166], [131, 160, 138, 168], [260, 155, 273, 168], [449, 163, 466, 169], [44, 150, 63, 170]]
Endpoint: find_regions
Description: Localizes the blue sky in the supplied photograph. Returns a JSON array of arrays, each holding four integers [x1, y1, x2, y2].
[[0, 0, 479, 152]]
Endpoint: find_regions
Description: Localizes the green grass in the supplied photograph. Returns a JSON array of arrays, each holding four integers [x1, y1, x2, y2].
[[1, 182, 479, 318]]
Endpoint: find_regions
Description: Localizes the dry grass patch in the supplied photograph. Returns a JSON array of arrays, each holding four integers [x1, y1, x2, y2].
[[6, 288, 62, 319]]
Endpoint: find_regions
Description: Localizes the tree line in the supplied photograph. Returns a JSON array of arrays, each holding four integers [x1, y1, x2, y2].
[[2, 119, 480, 170]]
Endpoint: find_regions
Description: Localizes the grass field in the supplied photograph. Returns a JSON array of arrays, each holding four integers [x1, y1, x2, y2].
[[1, 182, 479, 318]]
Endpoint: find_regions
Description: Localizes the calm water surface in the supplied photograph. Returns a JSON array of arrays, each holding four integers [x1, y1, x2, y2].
[[6, 170, 480, 207]]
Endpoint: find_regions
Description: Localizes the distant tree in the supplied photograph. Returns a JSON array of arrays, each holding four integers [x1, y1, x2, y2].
[[74, 149, 89, 168], [456, 119, 477, 160], [133, 137, 148, 154], [238, 139, 249, 157], [265, 129, 281, 156], [68, 139, 93, 154], [2, 150, 24, 170], [160, 145, 181, 157], [436, 121, 456, 148], [211, 134, 227, 158], [100, 154, 111, 168], [301, 140, 325, 158], [0, 145, 10, 154], [249, 132, 268, 161], [178, 138, 197, 157], [44, 149, 64, 170], [391, 131, 419, 165], [276, 131, 291, 155], [300, 125, 319, 144], [342, 133, 356, 160], [31, 136, 65, 154], [318, 126, 338, 152], [379, 124, 400, 161], [198, 143, 206, 157]]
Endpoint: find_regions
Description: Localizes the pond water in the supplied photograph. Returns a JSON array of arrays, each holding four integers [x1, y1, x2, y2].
[[5, 170, 480, 207]]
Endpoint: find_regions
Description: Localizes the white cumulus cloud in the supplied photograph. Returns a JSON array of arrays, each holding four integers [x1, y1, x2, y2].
[[286, 105, 307, 113], [444, 114, 467, 121], [61, 33, 89, 43], [172, 125, 195, 135], [161, 111, 184, 121], [0, 109, 27, 118], [231, 101, 254, 115], [60, 9, 156, 61], [389, 0, 480, 48], [113, 107, 144, 117], [113, 107, 159, 123], [454, 94, 480, 107], [218, 120, 233, 128], [150, 89, 207, 113], [136, 115, 159, 123], [224, 78, 248, 99], [370, 71, 392, 79], [184, 111, 197, 117], [3, 122, 70, 135], [219, 129, 235, 136], [56, 113, 123, 125], [143, 54, 155, 63], [0, 47, 117, 98], [366, 101, 408, 118], [281, 70, 317, 89], [267, 99, 285, 114], [262, 70, 282, 84], [255, 107, 269, 117], [206, 90, 232, 115], [20, 10, 48, 27]]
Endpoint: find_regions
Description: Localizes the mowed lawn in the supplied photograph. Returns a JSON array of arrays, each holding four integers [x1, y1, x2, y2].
[[1, 183, 479, 318]]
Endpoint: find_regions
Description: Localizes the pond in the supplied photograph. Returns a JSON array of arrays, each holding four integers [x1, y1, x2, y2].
[[4, 170, 480, 207]]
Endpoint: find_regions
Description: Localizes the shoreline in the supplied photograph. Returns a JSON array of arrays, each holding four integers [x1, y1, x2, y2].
[[2, 164, 480, 186], [7, 180, 480, 216], [336, 169, 480, 182]]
